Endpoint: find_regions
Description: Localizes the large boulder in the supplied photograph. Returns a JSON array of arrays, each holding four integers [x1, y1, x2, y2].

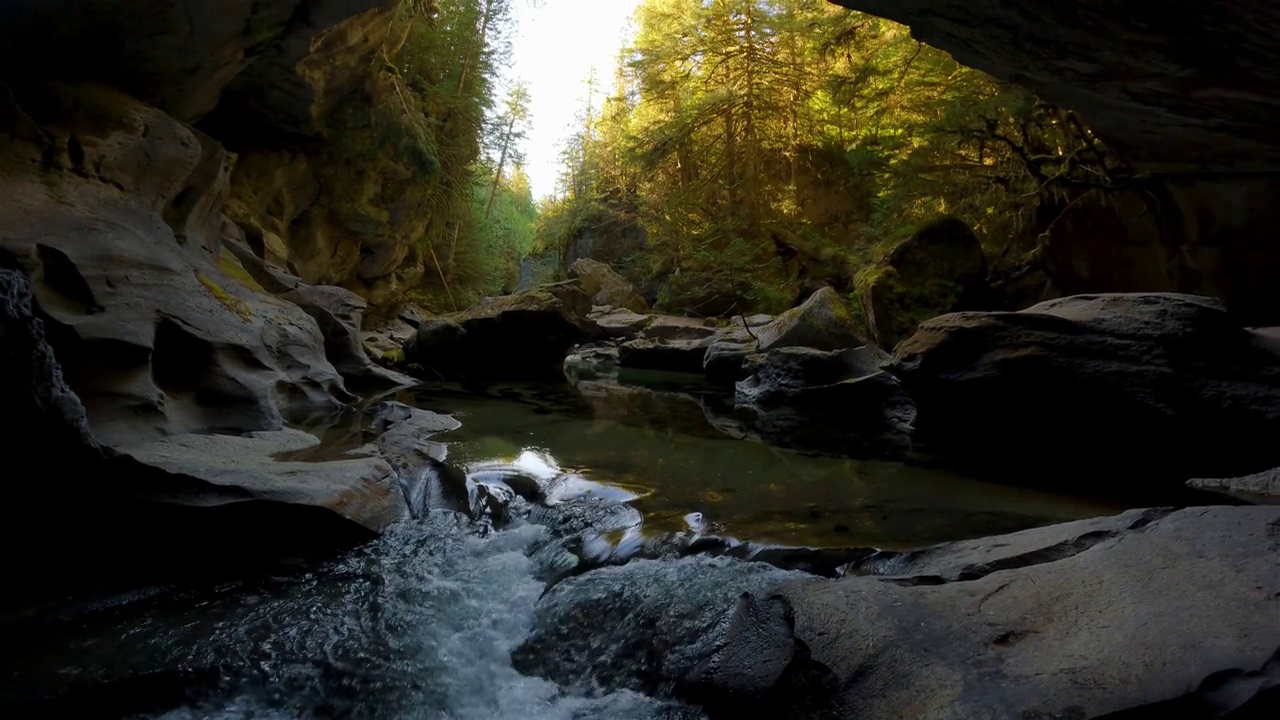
[[890, 293, 1280, 487], [859, 217, 992, 349], [402, 281, 595, 380], [735, 346, 915, 456], [519, 506, 1280, 719], [754, 286, 865, 352], [569, 258, 650, 313], [704, 506, 1280, 719]]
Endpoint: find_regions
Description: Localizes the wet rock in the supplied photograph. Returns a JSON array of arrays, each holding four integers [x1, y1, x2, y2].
[[735, 346, 916, 456], [744, 545, 878, 578], [402, 281, 595, 380], [859, 217, 992, 349], [618, 337, 713, 375], [120, 429, 408, 533], [511, 557, 806, 696], [1187, 467, 1280, 503], [890, 293, 1280, 486], [571, 258, 650, 313], [365, 401, 465, 518], [564, 344, 622, 382], [716, 506, 1280, 719], [754, 286, 865, 352]]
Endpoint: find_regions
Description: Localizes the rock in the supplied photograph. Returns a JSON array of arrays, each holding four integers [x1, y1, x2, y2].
[[359, 318, 416, 365], [120, 429, 405, 533], [0, 1, 395, 127], [890, 293, 1280, 487], [735, 346, 915, 456], [0, 82, 351, 448], [365, 401, 465, 517], [1188, 467, 1280, 502], [591, 307, 652, 338], [754, 286, 865, 352], [640, 315, 718, 341], [859, 217, 991, 349], [702, 325, 760, 387], [510, 557, 807, 696], [570, 257, 650, 313], [402, 281, 595, 380], [221, 237, 302, 294], [0, 265, 99, 460], [283, 283, 416, 389], [618, 337, 713, 375], [563, 344, 622, 382], [828, 1, 1280, 174], [700, 506, 1280, 719]]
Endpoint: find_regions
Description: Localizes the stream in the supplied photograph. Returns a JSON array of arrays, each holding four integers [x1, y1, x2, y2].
[[1, 376, 1132, 719]]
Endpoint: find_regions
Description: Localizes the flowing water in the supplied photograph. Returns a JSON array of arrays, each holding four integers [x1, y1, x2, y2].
[[1, 376, 1131, 719]]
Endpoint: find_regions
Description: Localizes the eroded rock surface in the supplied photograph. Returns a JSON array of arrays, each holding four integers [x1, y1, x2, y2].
[[0, 82, 351, 448]]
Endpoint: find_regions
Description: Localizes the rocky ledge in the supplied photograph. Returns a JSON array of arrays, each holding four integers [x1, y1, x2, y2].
[[517, 504, 1280, 719]]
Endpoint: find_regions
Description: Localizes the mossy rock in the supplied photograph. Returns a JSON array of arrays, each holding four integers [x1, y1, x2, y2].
[[196, 271, 253, 322], [858, 217, 992, 349]]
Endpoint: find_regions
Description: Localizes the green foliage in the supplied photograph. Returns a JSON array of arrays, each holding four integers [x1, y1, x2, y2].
[[533, 0, 1122, 316]]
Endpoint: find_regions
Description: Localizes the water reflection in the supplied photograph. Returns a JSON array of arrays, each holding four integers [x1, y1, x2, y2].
[[403, 381, 1127, 549]]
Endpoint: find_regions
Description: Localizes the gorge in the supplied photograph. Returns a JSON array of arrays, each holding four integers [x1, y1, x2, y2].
[[0, 1, 1277, 718]]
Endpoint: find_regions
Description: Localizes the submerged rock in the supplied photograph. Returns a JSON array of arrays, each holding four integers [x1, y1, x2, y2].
[[892, 293, 1280, 487]]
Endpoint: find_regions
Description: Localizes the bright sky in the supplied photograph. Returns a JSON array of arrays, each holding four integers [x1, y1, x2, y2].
[[504, 0, 643, 201]]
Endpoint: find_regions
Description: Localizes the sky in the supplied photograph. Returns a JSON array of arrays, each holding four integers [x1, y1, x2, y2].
[[503, 0, 643, 201]]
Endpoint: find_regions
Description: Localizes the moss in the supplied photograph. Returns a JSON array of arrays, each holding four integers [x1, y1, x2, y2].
[[217, 250, 266, 293], [197, 271, 254, 322]]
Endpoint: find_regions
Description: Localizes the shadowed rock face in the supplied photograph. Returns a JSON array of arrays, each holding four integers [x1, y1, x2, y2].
[[829, 0, 1280, 173], [0, 0, 394, 127]]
